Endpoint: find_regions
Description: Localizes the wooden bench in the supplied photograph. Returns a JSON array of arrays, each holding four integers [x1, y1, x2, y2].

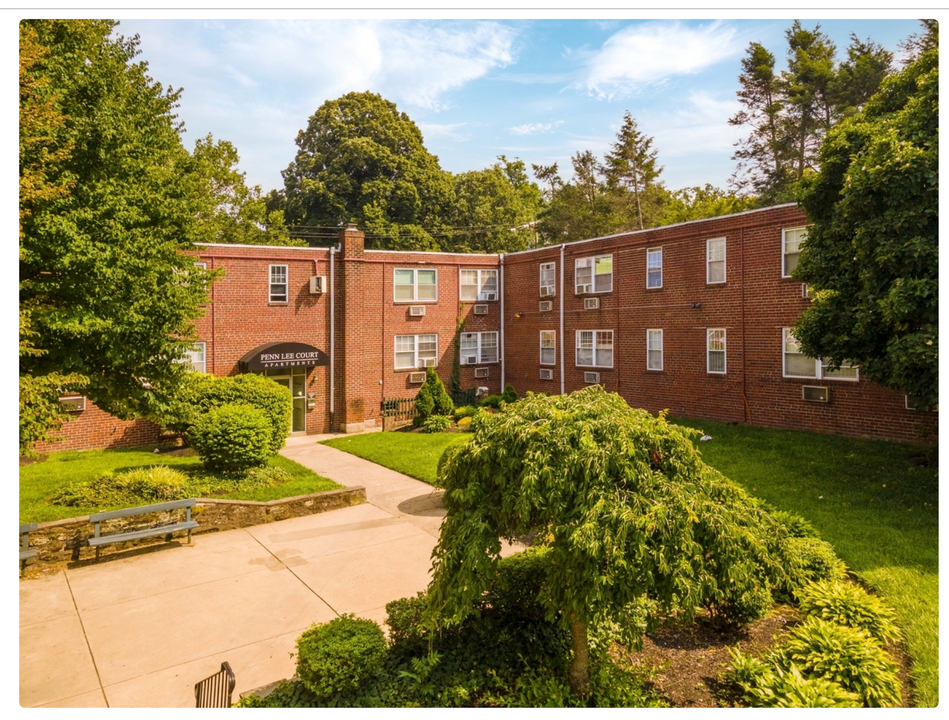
[[88, 499, 199, 560], [20, 523, 38, 575]]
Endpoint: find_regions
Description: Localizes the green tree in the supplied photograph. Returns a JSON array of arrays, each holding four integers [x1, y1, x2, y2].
[[604, 112, 663, 230], [448, 156, 542, 253], [190, 134, 303, 247], [830, 34, 893, 117], [794, 23, 938, 410], [282, 91, 454, 250], [536, 151, 614, 244], [415, 367, 454, 421], [19, 19, 216, 442], [660, 184, 757, 225], [426, 387, 792, 696]]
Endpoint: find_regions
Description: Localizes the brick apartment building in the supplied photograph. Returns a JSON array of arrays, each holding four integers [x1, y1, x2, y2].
[[38, 204, 934, 452]]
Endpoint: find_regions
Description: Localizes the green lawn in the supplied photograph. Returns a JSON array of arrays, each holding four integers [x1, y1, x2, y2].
[[673, 418, 938, 708], [20, 448, 340, 524], [321, 431, 471, 485]]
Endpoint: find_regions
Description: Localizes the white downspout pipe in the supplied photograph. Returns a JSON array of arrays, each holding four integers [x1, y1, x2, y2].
[[559, 243, 565, 396]]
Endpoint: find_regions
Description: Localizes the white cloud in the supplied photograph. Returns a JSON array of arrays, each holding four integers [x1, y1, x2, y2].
[[418, 122, 471, 142], [648, 91, 744, 159], [576, 21, 741, 100], [509, 121, 564, 135]]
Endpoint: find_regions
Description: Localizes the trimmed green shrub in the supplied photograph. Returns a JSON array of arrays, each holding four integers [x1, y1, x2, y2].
[[422, 414, 452, 433], [481, 547, 550, 620], [385, 592, 429, 652], [478, 394, 503, 409], [453, 405, 478, 420], [787, 536, 848, 586], [776, 617, 901, 707], [295, 615, 388, 702], [501, 383, 518, 403], [711, 584, 775, 625], [796, 580, 901, 643], [165, 373, 292, 453], [415, 367, 454, 422], [456, 416, 472, 431], [188, 403, 273, 473]]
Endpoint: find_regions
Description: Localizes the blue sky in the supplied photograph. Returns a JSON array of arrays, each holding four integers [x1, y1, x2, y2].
[[114, 16, 925, 196]]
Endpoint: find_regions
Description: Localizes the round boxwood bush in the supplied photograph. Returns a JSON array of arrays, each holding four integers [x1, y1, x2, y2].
[[295, 615, 387, 701], [188, 403, 274, 473]]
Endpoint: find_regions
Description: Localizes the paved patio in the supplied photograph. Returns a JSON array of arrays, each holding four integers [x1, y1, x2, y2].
[[20, 434, 450, 708]]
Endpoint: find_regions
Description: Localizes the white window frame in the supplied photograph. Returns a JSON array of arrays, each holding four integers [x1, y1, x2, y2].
[[193, 261, 207, 271], [459, 268, 498, 302], [783, 226, 808, 278], [460, 331, 499, 365], [782, 328, 859, 381], [646, 247, 662, 289], [707, 328, 726, 374], [181, 342, 207, 373], [646, 329, 663, 371], [706, 238, 726, 284], [576, 330, 614, 368], [394, 268, 438, 303], [540, 330, 556, 365], [575, 255, 613, 295], [394, 334, 438, 370], [540, 262, 556, 296], [269, 264, 288, 303]]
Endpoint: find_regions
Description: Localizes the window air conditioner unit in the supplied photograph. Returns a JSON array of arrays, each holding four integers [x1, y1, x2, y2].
[[539, 301, 553, 312], [905, 394, 919, 410], [584, 297, 600, 310], [309, 275, 326, 294], [583, 372, 600, 384], [59, 395, 86, 412], [463, 355, 478, 365], [802, 386, 829, 403], [479, 292, 497, 302], [539, 368, 554, 380], [576, 283, 593, 295], [409, 305, 426, 317], [408, 372, 426, 384], [421, 358, 437, 368], [473, 304, 488, 315], [802, 283, 815, 299], [540, 286, 554, 298], [474, 367, 489, 379]]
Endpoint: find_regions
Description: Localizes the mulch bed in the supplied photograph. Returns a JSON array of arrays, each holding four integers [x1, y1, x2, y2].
[[623, 604, 913, 707]]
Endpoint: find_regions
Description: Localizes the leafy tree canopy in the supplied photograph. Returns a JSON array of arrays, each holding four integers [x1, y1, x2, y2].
[[190, 134, 303, 247], [426, 387, 792, 696], [19, 19, 216, 444], [282, 91, 455, 250], [794, 22, 938, 410]]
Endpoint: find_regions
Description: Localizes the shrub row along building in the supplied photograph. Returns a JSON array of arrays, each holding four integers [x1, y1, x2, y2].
[[41, 204, 934, 452]]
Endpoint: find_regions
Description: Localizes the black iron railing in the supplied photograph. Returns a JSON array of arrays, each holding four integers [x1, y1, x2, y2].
[[195, 661, 235, 708]]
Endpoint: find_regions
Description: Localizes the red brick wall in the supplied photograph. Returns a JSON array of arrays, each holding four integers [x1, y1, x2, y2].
[[502, 205, 935, 444], [33, 401, 161, 453]]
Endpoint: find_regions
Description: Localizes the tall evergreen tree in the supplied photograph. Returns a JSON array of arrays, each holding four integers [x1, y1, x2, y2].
[[604, 112, 663, 230]]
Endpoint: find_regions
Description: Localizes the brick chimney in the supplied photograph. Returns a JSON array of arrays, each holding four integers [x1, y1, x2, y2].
[[340, 223, 364, 259]]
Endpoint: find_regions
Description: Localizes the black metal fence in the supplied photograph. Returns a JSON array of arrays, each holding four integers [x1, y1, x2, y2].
[[451, 388, 477, 407]]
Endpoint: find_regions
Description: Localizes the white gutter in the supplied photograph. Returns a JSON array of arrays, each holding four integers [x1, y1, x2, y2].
[[559, 243, 565, 396], [500, 254, 505, 389]]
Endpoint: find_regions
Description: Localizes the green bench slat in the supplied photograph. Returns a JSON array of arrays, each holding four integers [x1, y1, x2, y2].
[[89, 498, 196, 523], [20, 550, 38, 561], [88, 520, 199, 547]]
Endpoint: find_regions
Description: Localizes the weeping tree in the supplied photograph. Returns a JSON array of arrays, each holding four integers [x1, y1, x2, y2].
[[425, 387, 793, 697]]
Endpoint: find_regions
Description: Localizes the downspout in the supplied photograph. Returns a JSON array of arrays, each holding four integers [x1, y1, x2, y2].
[[559, 243, 565, 396], [329, 244, 337, 424], [739, 228, 752, 423], [500, 254, 505, 390]]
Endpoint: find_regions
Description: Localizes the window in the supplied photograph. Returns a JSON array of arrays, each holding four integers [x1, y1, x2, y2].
[[540, 330, 556, 365], [707, 329, 726, 374], [269, 264, 288, 302], [193, 261, 207, 271], [646, 248, 662, 288], [575, 255, 612, 294], [783, 328, 858, 380], [460, 269, 498, 301], [540, 262, 556, 296], [576, 330, 613, 367], [394, 268, 438, 302], [395, 334, 438, 370], [706, 238, 726, 284], [783, 227, 807, 278], [459, 331, 498, 365], [646, 330, 663, 371], [182, 342, 206, 373]]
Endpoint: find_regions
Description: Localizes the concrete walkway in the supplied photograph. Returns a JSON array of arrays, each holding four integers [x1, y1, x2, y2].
[[19, 435, 448, 708]]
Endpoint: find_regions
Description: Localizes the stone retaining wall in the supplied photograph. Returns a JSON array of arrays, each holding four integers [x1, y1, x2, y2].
[[21, 486, 366, 576]]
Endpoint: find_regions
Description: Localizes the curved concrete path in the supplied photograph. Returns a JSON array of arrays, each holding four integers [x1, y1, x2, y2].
[[19, 435, 449, 708]]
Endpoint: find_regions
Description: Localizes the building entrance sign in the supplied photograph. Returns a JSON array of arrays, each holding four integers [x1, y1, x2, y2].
[[238, 342, 329, 373]]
